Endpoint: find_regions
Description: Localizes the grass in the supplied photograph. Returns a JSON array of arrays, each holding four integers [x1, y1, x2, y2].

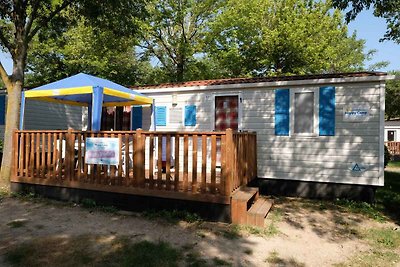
[[265, 251, 305, 267], [5, 235, 182, 267], [387, 161, 400, 168], [334, 228, 400, 267], [142, 209, 202, 224]]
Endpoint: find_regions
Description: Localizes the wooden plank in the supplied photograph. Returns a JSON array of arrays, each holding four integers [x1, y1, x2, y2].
[[67, 129, 75, 181], [12, 131, 18, 177], [30, 133, 35, 178], [124, 133, 130, 186], [52, 133, 57, 180], [225, 129, 233, 196], [183, 134, 189, 192], [36, 133, 40, 178], [19, 133, 25, 177], [174, 134, 180, 191], [134, 129, 145, 187], [41, 133, 45, 178], [12, 176, 231, 204], [110, 133, 116, 185], [220, 135, 226, 195], [149, 134, 154, 189], [83, 133, 88, 182], [77, 133, 82, 181], [201, 135, 207, 193], [157, 134, 162, 189], [211, 134, 217, 194], [47, 133, 51, 179], [25, 133, 30, 177], [192, 135, 198, 192], [118, 133, 123, 185], [57, 133, 63, 180], [166, 134, 171, 191]]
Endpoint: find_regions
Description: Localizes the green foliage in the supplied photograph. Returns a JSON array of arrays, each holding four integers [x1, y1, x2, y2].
[[26, 15, 151, 87], [207, 0, 367, 77], [334, 199, 386, 222], [332, 0, 400, 43], [138, 0, 225, 82], [385, 71, 400, 120]]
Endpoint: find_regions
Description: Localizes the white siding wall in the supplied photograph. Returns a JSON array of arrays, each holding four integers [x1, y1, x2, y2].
[[143, 81, 384, 186]]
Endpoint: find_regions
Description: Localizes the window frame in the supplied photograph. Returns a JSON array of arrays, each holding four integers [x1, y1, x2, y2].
[[290, 88, 319, 137]]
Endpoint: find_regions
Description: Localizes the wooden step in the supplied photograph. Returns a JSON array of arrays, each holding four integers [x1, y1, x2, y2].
[[231, 187, 259, 224], [247, 198, 273, 227]]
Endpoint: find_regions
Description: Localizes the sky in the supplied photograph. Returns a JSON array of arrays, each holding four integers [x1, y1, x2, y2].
[[0, 9, 399, 75]]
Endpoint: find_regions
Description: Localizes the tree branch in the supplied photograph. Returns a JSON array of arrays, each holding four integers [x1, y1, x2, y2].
[[24, 0, 41, 38], [27, 0, 73, 42], [0, 61, 12, 89], [0, 27, 15, 57]]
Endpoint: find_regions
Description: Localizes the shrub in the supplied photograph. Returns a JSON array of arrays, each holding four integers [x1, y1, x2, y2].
[[384, 145, 392, 168]]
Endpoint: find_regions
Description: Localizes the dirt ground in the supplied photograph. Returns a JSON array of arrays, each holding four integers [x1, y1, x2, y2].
[[1, 194, 398, 267]]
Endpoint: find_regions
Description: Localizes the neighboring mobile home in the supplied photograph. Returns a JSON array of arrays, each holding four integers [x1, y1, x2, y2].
[[384, 119, 400, 142]]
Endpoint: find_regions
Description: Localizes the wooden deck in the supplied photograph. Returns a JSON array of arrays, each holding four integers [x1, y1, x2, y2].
[[385, 141, 400, 156], [11, 129, 257, 205]]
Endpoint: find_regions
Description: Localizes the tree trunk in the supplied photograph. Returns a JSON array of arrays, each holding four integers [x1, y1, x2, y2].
[[0, 76, 23, 190]]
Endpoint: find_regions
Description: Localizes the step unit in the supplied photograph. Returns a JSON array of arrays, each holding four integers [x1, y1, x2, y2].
[[231, 186, 273, 227]]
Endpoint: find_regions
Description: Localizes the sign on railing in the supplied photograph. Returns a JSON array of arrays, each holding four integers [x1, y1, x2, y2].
[[85, 137, 120, 165]]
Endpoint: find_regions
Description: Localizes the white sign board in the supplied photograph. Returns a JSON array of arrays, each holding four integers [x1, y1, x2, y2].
[[85, 138, 119, 165], [343, 105, 370, 122]]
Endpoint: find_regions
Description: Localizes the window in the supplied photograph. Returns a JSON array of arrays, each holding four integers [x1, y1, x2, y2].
[[290, 89, 318, 135], [388, 130, 395, 141]]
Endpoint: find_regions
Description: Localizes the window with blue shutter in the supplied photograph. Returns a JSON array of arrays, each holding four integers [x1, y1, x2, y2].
[[275, 89, 290, 136], [185, 105, 196, 126], [131, 106, 142, 130], [0, 95, 5, 125], [155, 106, 167, 126], [319, 86, 335, 136]]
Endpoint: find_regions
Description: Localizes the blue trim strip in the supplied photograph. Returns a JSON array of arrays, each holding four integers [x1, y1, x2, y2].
[[19, 93, 25, 130], [275, 89, 290, 136], [319, 86, 335, 136]]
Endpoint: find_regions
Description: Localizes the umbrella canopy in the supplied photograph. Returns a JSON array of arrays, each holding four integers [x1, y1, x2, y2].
[[20, 73, 154, 131]]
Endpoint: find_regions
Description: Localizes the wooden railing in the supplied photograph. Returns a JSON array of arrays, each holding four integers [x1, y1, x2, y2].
[[11, 129, 257, 203], [385, 141, 400, 155]]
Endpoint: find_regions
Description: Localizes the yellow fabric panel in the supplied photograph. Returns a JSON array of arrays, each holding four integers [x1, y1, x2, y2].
[[30, 97, 89, 107], [103, 87, 153, 104], [24, 86, 93, 98]]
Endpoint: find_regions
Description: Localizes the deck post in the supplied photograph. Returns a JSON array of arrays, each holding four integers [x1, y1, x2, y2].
[[134, 129, 145, 187], [12, 130, 18, 178], [65, 128, 75, 181], [225, 128, 233, 196]]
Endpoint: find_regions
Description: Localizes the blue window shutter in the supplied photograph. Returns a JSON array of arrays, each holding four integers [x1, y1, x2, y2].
[[0, 95, 5, 125], [131, 106, 142, 130], [275, 89, 290, 136], [185, 105, 196, 126], [156, 106, 167, 126], [319, 86, 335, 136]]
